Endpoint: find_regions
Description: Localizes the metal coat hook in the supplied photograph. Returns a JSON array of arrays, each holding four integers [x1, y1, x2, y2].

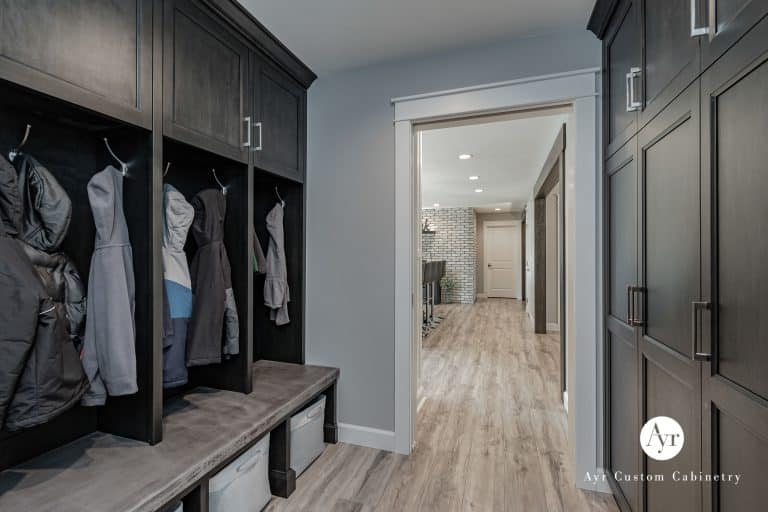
[[212, 168, 226, 195], [103, 137, 129, 176], [9, 124, 32, 162], [274, 186, 285, 207], [164, 162, 171, 177]]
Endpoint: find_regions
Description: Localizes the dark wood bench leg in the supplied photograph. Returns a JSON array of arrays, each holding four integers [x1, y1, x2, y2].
[[269, 421, 296, 498], [183, 479, 209, 512], [323, 381, 338, 444]]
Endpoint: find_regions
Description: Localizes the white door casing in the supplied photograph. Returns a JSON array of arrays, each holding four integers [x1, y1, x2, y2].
[[484, 220, 521, 298]]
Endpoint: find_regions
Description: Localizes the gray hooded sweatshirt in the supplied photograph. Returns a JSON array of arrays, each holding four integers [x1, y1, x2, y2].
[[81, 166, 137, 406], [264, 203, 290, 325]]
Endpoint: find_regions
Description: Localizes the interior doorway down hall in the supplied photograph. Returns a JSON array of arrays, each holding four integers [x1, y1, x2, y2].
[[393, 68, 605, 494]]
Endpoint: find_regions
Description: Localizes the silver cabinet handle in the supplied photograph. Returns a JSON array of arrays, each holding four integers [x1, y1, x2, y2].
[[627, 284, 634, 324], [626, 67, 642, 112], [627, 285, 645, 326], [243, 116, 252, 148], [690, 0, 710, 37], [253, 121, 263, 151], [691, 301, 712, 361]]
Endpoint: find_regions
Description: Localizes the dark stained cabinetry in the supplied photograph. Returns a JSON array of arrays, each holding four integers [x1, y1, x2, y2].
[[252, 57, 307, 182], [163, 0, 251, 163], [591, 1, 768, 510], [0, 0, 153, 128]]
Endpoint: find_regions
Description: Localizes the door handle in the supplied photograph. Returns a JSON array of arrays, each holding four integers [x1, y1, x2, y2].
[[690, 0, 711, 37], [253, 121, 263, 151], [691, 301, 712, 361], [627, 285, 645, 326], [626, 67, 642, 112], [243, 116, 252, 148], [488, 263, 492, 268]]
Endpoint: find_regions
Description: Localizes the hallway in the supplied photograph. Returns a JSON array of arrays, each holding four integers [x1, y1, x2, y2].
[[266, 299, 617, 511]]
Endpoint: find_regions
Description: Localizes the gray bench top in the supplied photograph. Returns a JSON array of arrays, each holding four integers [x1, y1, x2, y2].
[[0, 360, 339, 512]]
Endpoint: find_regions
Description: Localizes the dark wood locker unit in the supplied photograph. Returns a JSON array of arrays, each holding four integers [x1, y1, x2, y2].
[[252, 57, 307, 182], [604, 140, 641, 512], [163, 0, 252, 163], [637, 82, 702, 512], [0, 0, 153, 129], [700, 15, 768, 511], [0, 83, 161, 470], [0, 0, 317, 482], [601, 0, 641, 157], [590, 0, 768, 511]]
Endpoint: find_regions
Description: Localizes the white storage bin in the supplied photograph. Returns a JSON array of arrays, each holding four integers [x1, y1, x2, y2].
[[209, 434, 271, 512], [290, 395, 326, 476]]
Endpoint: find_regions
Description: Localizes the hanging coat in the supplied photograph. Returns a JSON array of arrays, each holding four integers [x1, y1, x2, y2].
[[187, 189, 239, 366], [162, 184, 193, 387], [0, 156, 43, 430], [81, 166, 137, 406], [3, 155, 89, 430], [264, 203, 290, 325]]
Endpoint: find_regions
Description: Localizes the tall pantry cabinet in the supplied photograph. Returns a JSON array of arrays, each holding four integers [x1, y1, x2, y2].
[[589, 1, 768, 511]]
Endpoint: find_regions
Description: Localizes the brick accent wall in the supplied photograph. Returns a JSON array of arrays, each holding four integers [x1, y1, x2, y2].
[[421, 207, 476, 304]]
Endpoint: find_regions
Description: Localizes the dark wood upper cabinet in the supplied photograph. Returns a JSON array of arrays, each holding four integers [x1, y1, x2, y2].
[[701, 0, 768, 68], [640, 0, 701, 126], [0, 0, 152, 128], [163, 0, 251, 163], [603, 0, 641, 157], [251, 56, 306, 182]]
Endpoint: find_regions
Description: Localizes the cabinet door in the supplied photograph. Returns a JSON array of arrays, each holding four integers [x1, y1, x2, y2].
[[604, 0, 641, 157], [640, 0, 701, 126], [163, 0, 250, 162], [701, 0, 768, 68], [638, 82, 702, 512], [700, 17, 768, 512], [604, 140, 640, 511], [0, 0, 152, 128], [252, 57, 306, 182]]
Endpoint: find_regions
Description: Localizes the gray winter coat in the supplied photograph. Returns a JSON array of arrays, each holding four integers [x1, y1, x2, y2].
[[2, 155, 88, 430], [81, 166, 137, 406], [264, 203, 290, 325]]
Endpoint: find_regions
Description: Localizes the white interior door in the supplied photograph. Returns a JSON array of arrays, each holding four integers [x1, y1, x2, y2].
[[485, 222, 522, 298]]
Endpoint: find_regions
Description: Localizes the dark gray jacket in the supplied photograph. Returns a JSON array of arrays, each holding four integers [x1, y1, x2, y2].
[[2, 155, 88, 430], [186, 190, 239, 366], [81, 166, 137, 406]]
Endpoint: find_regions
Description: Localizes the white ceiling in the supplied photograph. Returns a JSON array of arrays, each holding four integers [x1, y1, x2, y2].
[[420, 112, 569, 212], [238, 0, 595, 73]]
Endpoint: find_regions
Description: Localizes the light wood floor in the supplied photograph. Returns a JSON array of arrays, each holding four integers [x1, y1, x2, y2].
[[266, 299, 618, 511]]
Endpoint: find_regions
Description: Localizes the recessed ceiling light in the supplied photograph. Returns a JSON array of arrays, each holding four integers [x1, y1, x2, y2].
[[433, 203, 440, 208], [468, 175, 479, 181], [494, 208, 502, 211], [474, 188, 483, 193], [459, 153, 473, 160]]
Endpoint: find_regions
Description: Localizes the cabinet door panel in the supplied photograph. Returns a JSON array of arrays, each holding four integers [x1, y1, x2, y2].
[[702, 0, 768, 68], [164, 0, 249, 162], [0, 0, 152, 127], [701, 20, 768, 510], [604, 0, 641, 157], [641, 0, 700, 126], [253, 58, 306, 182]]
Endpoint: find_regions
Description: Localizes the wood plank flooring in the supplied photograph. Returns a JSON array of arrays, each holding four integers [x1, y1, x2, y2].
[[266, 299, 618, 511]]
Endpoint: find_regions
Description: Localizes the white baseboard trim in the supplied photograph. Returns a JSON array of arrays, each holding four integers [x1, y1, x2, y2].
[[563, 390, 568, 413], [338, 423, 396, 452], [547, 322, 560, 332]]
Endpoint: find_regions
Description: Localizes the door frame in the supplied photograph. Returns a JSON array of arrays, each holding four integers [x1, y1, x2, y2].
[[533, 124, 567, 397], [483, 219, 522, 299], [392, 68, 608, 492]]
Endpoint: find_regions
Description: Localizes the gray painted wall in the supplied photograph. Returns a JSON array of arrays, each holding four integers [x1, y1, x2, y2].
[[306, 30, 600, 432]]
